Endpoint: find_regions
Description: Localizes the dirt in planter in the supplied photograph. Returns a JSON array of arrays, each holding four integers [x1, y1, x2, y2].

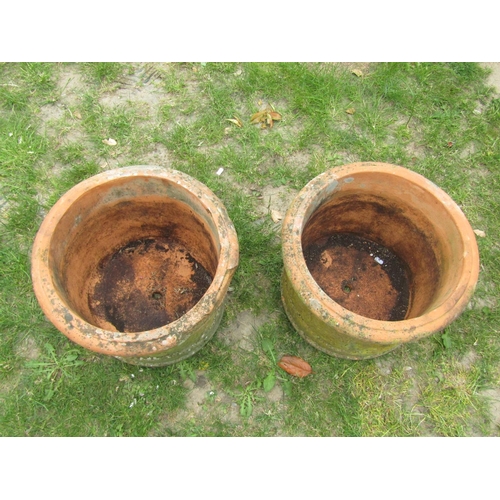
[[303, 233, 410, 321], [87, 237, 213, 332]]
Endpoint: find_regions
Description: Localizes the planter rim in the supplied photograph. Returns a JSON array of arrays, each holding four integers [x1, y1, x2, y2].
[[31, 165, 239, 357], [282, 162, 480, 343]]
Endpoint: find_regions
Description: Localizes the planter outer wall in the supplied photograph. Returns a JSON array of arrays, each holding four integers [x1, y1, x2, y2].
[[31, 166, 239, 367], [281, 162, 480, 360]]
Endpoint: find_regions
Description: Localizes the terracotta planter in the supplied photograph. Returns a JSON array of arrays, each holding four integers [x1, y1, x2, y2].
[[281, 162, 479, 359], [31, 166, 239, 367]]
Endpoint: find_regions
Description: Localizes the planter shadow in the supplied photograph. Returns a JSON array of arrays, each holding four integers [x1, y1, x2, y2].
[[32, 166, 239, 367], [281, 162, 479, 359]]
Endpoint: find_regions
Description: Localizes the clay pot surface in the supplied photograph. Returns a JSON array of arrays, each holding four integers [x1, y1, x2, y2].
[[281, 162, 479, 359], [31, 166, 239, 366]]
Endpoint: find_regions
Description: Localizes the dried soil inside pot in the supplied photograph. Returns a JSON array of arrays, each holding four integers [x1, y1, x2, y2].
[[303, 233, 410, 321], [87, 236, 213, 333]]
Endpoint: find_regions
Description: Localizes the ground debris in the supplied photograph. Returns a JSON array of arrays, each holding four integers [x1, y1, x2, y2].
[[250, 104, 282, 128], [278, 355, 312, 378]]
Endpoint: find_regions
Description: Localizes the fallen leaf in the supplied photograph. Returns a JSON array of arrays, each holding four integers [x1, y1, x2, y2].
[[102, 138, 117, 146], [226, 116, 243, 127], [271, 209, 282, 223], [251, 105, 282, 128], [346, 108, 356, 115], [447, 141, 453, 148], [74, 110, 82, 120], [352, 69, 364, 77], [474, 229, 486, 237], [250, 109, 268, 124], [278, 355, 312, 378]]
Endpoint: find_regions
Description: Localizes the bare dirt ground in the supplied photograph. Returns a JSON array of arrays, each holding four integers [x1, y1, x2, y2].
[[482, 62, 500, 94]]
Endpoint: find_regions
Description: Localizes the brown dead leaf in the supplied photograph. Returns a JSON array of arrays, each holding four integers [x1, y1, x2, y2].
[[346, 108, 356, 115], [102, 138, 117, 146], [250, 109, 268, 124], [73, 110, 82, 120], [474, 229, 486, 238], [226, 116, 243, 127], [270, 209, 283, 223], [352, 69, 364, 77], [278, 355, 312, 378], [250, 105, 282, 129]]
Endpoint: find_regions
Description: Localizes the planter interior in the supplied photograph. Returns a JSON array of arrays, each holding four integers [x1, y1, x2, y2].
[[32, 166, 238, 366], [301, 179, 443, 322], [55, 188, 218, 333], [282, 163, 479, 359]]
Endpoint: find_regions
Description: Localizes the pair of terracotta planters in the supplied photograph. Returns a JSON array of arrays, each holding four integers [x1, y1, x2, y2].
[[31, 163, 480, 367]]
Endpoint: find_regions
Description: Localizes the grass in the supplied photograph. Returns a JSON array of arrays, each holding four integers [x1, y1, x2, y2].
[[0, 62, 499, 437]]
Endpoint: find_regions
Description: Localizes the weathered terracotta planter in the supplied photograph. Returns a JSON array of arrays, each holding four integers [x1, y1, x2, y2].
[[281, 162, 479, 359], [31, 166, 239, 367]]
